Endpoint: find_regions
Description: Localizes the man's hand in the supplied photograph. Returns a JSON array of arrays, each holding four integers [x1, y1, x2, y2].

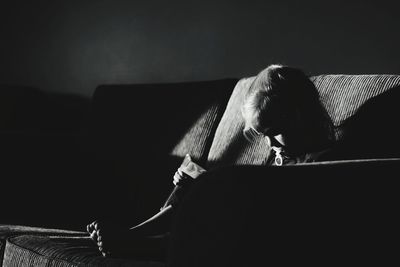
[[173, 169, 191, 186]]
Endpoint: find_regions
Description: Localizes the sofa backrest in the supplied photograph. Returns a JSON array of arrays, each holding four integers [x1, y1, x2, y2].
[[87, 79, 237, 218], [89, 79, 236, 166], [310, 75, 400, 139], [206, 77, 270, 169], [206, 74, 400, 169]]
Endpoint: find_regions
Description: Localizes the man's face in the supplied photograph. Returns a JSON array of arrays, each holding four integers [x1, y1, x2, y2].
[[260, 108, 303, 153]]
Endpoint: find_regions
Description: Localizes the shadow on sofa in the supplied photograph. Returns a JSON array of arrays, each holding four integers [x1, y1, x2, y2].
[[1, 75, 400, 266], [1, 79, 238, 266], [1, 79, 237, 231], [339, 85, 400, 159], [169, 159, 400, 266]]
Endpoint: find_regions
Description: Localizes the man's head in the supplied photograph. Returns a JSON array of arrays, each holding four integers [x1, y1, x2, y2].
[[242, 64, 332, 154]]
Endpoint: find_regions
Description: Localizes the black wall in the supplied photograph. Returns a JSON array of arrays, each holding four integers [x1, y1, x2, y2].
[[1, 0, 399, 97]]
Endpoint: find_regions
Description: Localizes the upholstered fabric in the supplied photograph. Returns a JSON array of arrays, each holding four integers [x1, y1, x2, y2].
[[0, 225, 85, 267], [0, 240, 3, 267], [168, 80, 235, 165], [206, 77, 270, 169], [3, 235, 164, 267], [0, 225, 84, 241], [310, 74, 400, 126], [207, 74, 400, 168]]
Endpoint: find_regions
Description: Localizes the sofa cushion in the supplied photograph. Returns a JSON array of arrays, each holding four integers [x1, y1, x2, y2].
[[89, 79, 236, 166], [0, 225, 85, 241], [207, 74, 400, 168], [0, 225, 85, 267], [310, 74, 400, 126], [311, 74, 400, 139], [3, 235, 164, 267], [206, 77, 270, 168]]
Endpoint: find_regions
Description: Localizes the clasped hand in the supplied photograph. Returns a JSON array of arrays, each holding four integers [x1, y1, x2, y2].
[[173, 168, 192, 186]]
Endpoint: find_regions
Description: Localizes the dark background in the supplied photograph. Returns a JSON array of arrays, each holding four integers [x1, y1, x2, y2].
[[1, 0, 399, 97], [1, 0, 400, 230]]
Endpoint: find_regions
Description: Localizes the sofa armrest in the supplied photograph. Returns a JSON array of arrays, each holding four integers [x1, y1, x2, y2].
[[168, 160, 400, 266]]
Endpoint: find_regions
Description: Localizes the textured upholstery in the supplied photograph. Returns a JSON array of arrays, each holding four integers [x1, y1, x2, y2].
[[167, 80, 236, 165], [0, 225, 84, 241], [0, 225, 85, 267], [310, 75, 400, 126], [206, 78, 270, 169], [0, 241, 3, 267], [3, 235, 164, 267], [207, 74, 400, 168]]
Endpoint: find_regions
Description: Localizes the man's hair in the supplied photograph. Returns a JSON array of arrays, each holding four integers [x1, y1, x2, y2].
[[242, 64, 334, 143]]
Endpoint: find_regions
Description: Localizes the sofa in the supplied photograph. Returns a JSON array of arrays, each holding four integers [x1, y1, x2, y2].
[[1, 73, 400, 266]]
